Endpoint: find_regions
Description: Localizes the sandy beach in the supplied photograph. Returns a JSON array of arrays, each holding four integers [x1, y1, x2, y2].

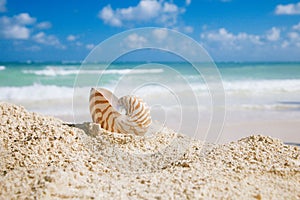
[[0, 102, 299, 199], [1, 0, 300, 198]]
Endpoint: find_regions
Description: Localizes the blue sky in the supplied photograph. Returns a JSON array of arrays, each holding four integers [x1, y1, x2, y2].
[[0, 0, 300, 62]]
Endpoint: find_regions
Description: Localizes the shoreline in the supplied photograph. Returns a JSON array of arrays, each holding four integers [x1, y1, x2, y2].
[[0, 102, 299, 199], [54, 114, 300, 144]]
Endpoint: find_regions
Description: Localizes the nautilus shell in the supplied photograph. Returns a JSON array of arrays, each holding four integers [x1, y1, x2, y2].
[[89, 88, 152, 136]]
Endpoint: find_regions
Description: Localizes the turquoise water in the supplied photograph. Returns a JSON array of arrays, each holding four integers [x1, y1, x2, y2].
[[0, 62, 299, 122], [218, 62, 300, 80], [1, 62, 300, 87]]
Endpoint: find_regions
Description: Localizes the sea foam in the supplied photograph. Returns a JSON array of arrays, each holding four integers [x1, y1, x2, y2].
[[22, 66, 164, 76], [223, 79, 300, 93], [0, 84, 81, 101]]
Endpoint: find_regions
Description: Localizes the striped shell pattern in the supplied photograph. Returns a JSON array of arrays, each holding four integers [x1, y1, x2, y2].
[[89, 88, 152, 136]]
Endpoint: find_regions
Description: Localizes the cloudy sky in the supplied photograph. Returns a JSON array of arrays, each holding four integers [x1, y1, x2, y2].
[[0, 0, 300, 62]]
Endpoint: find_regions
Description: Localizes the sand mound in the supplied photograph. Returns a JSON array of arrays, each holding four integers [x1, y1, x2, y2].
[[0, 102, 299, 199]]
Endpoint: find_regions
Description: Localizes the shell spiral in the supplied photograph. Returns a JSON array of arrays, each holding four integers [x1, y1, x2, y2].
[[89, 88, 152, 136]]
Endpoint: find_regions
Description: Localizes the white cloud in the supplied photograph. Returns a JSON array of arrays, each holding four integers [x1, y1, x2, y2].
[[75, 41, 82, 46], [86, 44, 95, 50], [15, 13, 36, 25], [67, 34, 77, 41], [293, 22, 300, 31], [36, 21, 52, 29], [1, 24, 30, 39], [33, 32, 64, 49], [266, 27, 280, 41], [281, 22, 300, 48], [0, 0, 6, 12], [0, 13, 35, 39], [287, 32, 300, 47], [288, 32, 299, 40], [99, 5, 122, 27], [185, 0, 191, 6], [0, 12, 63, 49], [99, 0, 184, 27], [281, 40, 289, 48], [0, 13, 43, 39], [200, 28, 263, 53], [202, 28, 233, 41], [201, 28, 262, 46], [183, 25, 194, 33], [152, 28, 168, 40], [163, 2, 178, 13], [200, 24, 300, 61], [275, 2, 300, 15], [124, 33, 147, 48]]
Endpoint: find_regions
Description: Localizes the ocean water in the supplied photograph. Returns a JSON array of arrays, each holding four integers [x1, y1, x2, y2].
[[0, 62, 300, 140]]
